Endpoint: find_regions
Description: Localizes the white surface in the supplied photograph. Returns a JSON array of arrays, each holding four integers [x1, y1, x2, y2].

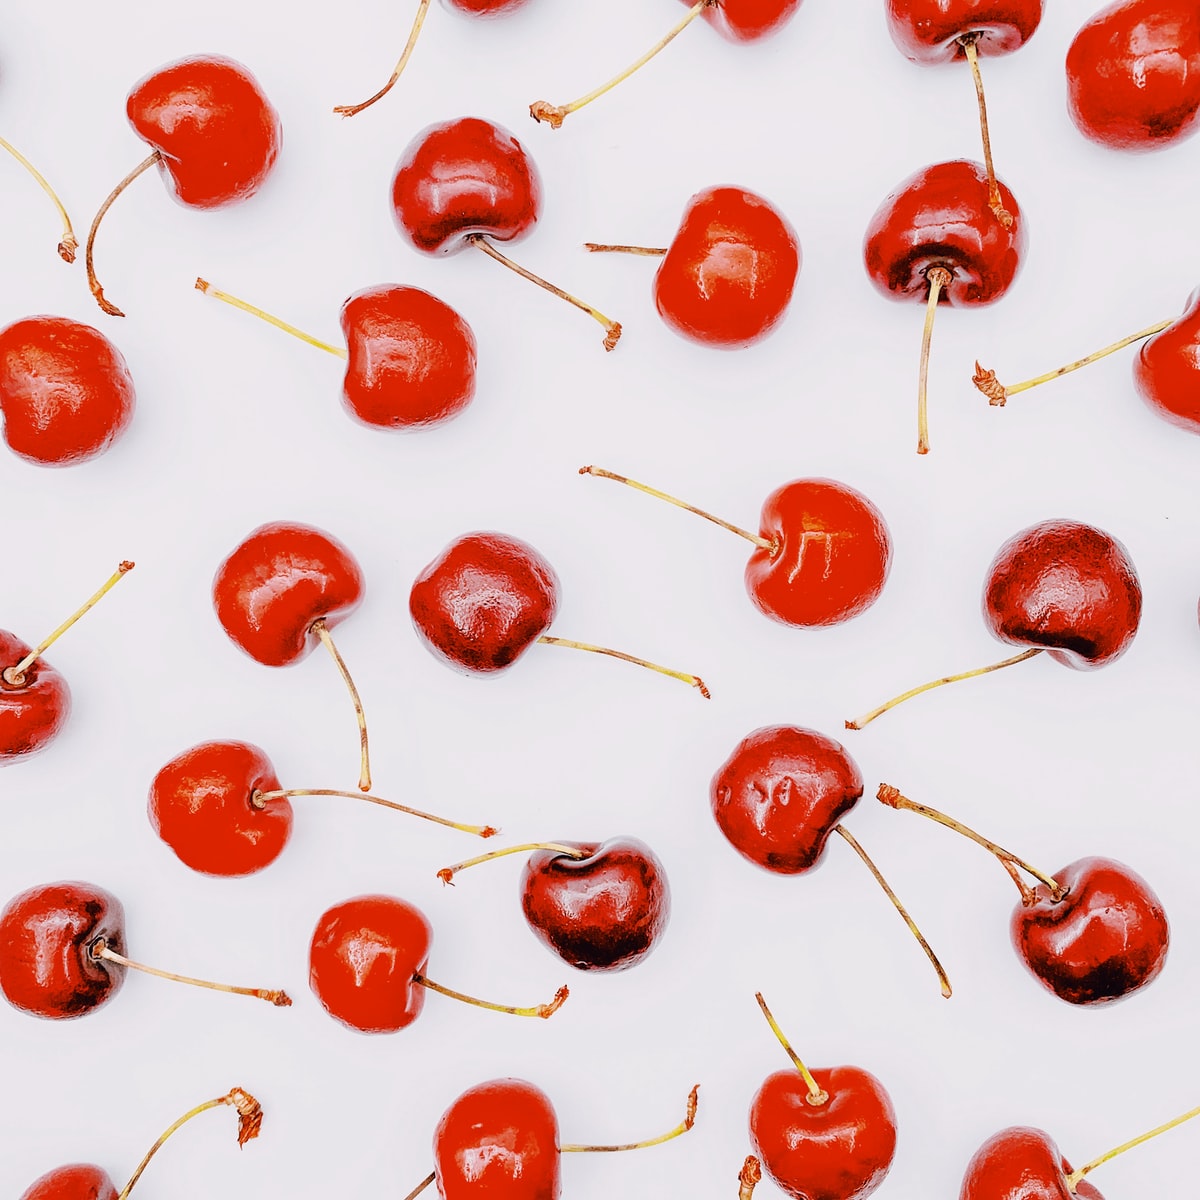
[[2, 1, 1200, 1197]]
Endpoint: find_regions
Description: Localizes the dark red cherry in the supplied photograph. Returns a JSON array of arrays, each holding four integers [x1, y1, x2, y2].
[[886, 0, 1044, 63], [1133, 286, 1200, 433], [960, 1126, 1104, 1200], [0, 630, 70, 764]]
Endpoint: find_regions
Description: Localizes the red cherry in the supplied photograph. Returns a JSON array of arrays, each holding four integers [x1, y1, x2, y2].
[[886, 0, 1043, 62], [0, 630, 70, 763], [0, 316, 135, 465], [959, 1127, 1104, 1200], [0, 134, 79, 261], [1133, 287, 1200, 433], [449, 0, 529, 10]]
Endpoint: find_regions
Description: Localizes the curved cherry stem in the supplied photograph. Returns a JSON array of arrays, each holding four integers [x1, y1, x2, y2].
[[585, 243, 668, 256], [310, 619, 372, 793], [436, 841, 587, 885], [117, 1088, 262, 1200], [738, 1156, 763, 1200], [0, 134, 78, 261], [252, 788, 496, 839], [917, 265, 952, 456], [877, 783, 1065, 904], [561, 1084, 699, 1153], [753, 992, 828, 1107], [2, 562, 134, 688], [1065, 1103, 1200, 1190], [537, 635, 710, 698], [959, 36, 1012, 228], [86, 151, 160, 317], [414, 974, 569, 1019], [195, 278, 347, 358], [469, 235, 621, 350], [90, 939, 292, 1007], [529, 0, 715, 128], [833, 825, 952, 998], [402, 1172, 437, 1200], [973, 320, 1174, 407], [844, 646, 1043, 730], [334, 0, 431, 117]]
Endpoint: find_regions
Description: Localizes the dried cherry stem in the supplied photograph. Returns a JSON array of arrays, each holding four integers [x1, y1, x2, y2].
[[537, 635, 710, 698], [844, 646, 1043, 730], [86, 151, 160, 317], [959, 37, 1012, 228], [972, 320, 1173, 407], [334, 0, 431, 117], [584, 243, 668, 256], [469, 235, 621, 350], [739, 1156, 763, 1200], [833, 825, 952, 998], [917, 265, 953, 456], [414, 974, 568, 1019], [0, 134, 78, 261], [436, 841, 587, 885], [402, 1172, 437, 1200], [530, 0, 715, 128], [90, 939, 292, 1007], [2, 561, 134, 688], [877, 783, 1065, 904], [252, 788, 496, 839], [754, 992, 828, 1107], [1065, 1103, 1200, 1191], [560, 1084, 699, 1153], [116, 1087, 263, 1200], [195, 278, 347, 358], [310, 619, 372, 793]]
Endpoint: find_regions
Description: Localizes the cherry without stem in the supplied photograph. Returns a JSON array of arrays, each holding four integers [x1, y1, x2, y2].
[[1, 134, 78, 261]]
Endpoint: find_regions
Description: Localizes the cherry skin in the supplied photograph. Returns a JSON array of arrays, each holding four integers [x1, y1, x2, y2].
[[983, 520, 1142, 669], [654, 186, 801, 349], [959, 1127, 1104, 1200], [1066, 1, 1200, 152], [520, 838, 670, 971], [1012, 857, 1169, 1006], [19, 1165, 118, 1200], [447, 0, 530, 11], [0, 316, 136, 465], [1132, 286, 1200, 433], [0, 882, 126, 1019], [699, 0, 806, 42], [126, 55, 282, 208], [339, 284, 477, 428], [886, 0, 1044, 63], [0, 630, 70, 763]]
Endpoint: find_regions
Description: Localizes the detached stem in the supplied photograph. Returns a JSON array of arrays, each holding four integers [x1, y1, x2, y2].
[[560, 1084, 699, 1153], [753, 993, 828, 1107], [917, 266, 952, 456], [311, 619, 372, 793], [436, 841, 587, 885], [584, 243, 668, 256], [334, 0, 432, 117], [1065, 1104, 1200, 1190], [739, 1156, 763, 1200], [195, 278, 347, 358], [960, 37, 1012, 228], [0, 134, 78, 261], [252, 788, 496, 839], [402, 1172, 437, 1200], [537, 635, 710, 698], [86, 151, 160, 317], [415, 974, 568, 1019]]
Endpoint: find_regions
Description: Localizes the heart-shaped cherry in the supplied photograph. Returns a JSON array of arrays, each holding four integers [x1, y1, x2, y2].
[[0, 880, 290, 1019], [585, 186, 800, 348], [1, 133, 77, 261], [847, 519, 1140, 728], [410, 530, 709, 694], [863, 159, 1026, 453], [392, 117, 621, 350], [1067, 1, 1200, 152], [86, 55, 281, 317], [0, 317, 136, 465], [213, 521, 373, 790]]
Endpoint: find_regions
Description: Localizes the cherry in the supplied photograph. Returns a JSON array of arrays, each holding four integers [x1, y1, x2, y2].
[[0, 880, 290, 1019], [19, 1087, 263, 1200], [585, 186, 800, 349], [308, 893, 568, 1033], [391, 117, 622, 350], [847, 519, 1140, 728], [213, 521, 373, 790], [410, 530, 709, 695], [86, 55, 282, 317], [1066, 1, 1200, 152], [863, 159, 1025, 454], [149, 739, 496, 877], [1, 134, 77, 261]]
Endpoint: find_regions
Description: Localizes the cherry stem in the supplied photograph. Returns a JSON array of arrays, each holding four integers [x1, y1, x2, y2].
[[334, 0, 431, 117], [584, 243, 668, 256], [414, 974, 568, 1019], [1065, 1103, 1200, 1190], [738, 1156, 763, 1200], [877, 783, 1065, 903], [195, 278, 347, 358], [753, 992, 828, 1107], [537, 635, 710, 698], [86, 151, 160, 317], [252, 788, 496, 839], [0, 134, 78, 262], [960, 36, 1013, 229], [90, 939, 292, 1007], [844, 646, 1043, 730], [436, 841, 587, 885], [972, 320, 1174, 407], [529, 0, 715, 128], [116, 1088, 263, 1200], [917, 265, 952, 456], [833, 825, 952, 998], [402, 1171, 436, 1200], [310, 619, 372, 793], [2, 562, 134, 688], [469, 235, 621, 350], [560, 1084, 699, 1153]]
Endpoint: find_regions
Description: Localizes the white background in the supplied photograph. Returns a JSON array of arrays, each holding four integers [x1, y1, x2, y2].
[[3, 1, 1200, 1197]]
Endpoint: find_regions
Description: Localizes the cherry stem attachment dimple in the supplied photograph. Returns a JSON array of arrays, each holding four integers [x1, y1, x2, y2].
[[310, 619, 372, 793], [334, 0, 431, 117], [436, 841, 587, 885], [739, 1156, 763, 1200], [469, 235, 622, 350], [754, 992, 828, 1107], [414, 974, 568, 1019], [529, 0, 715, 128], [252, 789, 496, 839], [0, 134, 78, 261], [537, 635, 710, 698], [833, 825, 952, 998], [195, 278, 347, 358], [86, 151, 160, 317], [3, 561, 134, 688], [844, 646, 1043, 730], [1065, 1103, 1200, 1190], [560, 1084, 699, 1153], [584, 243, 668, 256], [960, 36, 1013, 229], [401, 1172, 436, 1200], [917, 265, 952, 456]]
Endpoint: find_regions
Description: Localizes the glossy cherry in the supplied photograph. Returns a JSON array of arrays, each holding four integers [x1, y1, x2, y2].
[[1, 133, 78, 261]]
